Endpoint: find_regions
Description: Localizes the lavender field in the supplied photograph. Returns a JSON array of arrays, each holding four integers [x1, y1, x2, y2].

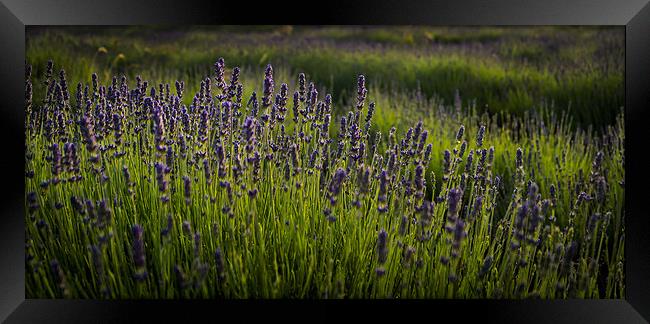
[[25, 26, 625, 299]]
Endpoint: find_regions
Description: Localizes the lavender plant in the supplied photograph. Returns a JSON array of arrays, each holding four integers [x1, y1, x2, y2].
[[24, 58, 625, 299]]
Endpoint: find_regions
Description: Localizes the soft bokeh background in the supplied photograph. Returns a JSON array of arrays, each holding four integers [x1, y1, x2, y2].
[[26, 25, 624, 129]]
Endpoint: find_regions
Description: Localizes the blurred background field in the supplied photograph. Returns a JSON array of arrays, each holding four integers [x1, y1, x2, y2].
[[26, 25, 624, 129]]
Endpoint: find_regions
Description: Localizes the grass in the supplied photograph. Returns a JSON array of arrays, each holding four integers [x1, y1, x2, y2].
[[26, 26, 623, 128], [24, 26, 625, 299]]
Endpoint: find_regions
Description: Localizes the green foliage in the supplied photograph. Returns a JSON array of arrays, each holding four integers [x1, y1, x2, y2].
[[24, 27, 625, 299], [26, 26, 623, 127]]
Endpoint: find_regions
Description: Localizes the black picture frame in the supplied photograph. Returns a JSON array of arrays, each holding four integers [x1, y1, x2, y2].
[[1, 0, 648, 322]]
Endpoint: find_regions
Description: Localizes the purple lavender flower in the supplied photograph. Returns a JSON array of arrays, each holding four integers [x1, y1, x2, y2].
[[298, 73, 306, 102], [283, 159, 291, 182], [361, 102, 375, 133], [292, 91, 300, 122], [203, 159, 211, 184], [59, 69, 69, 102], [596, 176, 607, 203], [112, 113, 122, 145], [321, 114, 331, 139], [476, 125, 485, 147], [356, 75, 367, 110], [221, 101, 232, 136], [471, 196, 483, 220], [423, 143, 432, 164], [175, 80, 184, 99], [307, 85, 318, 119], [403, 246, 416, 267], [122, 165, 133, 186], [289, 143, 300, 175], [228, 67, 241, 99], [193, 232, 201, 258], [155, 162, 168, 193], [443, 150, 451, 174], [242, 116, 256, 152], [420, 200, 434, 227], [465, 151, 476, 174], [215, 247, 226, 281], [152, 103, 166, 152], [577, 191, 592, 205], [214, 57, 226, 90], [247, 91, 259, 118], [516, 147, 523, 168], [249, 151, 261, 181], [183, 176, 191, 204], [262, 64, 274, 108], [166, 146, 174, 173], [459, 141, 467, 158], [80, 114, 98, 153], [328, 168, 347, 205], [174, 265, 187, 290], [403, 128, 413, 154], [50, 143, 62, 178], [417, 130, 428, 155], [413, 120, 423, 144], [414, 164, 425, 197], [357, 166, 371, 195], [322, 93, 332, 116], [487, 146, 495, 166], [377, 229, 388, 264], [479, 255, 493, 278], [67, 196, 84, 216], [592, 151, 604, 171], [278, 83, 288, 108], [97, 200, 112, 229], [235, 83, 244, 110], [220, 180, 233, 202], [528, 181, 539, 200], [45, 60, 54, 85], [50, 260, 70, 297], [585, 213, 601, 235], [26, 80, 33, 124], [338, 116, 347, 140], [306, 149, 317, 170], [198, 106, 209, 142], [447, 188, 463, 219], [377, 169, 389, 205], [90, 244, 105, 285], [452, 218, 467, 250], [456, 125, 465, 142], [132, 225, 146, 275], [27, 192, 39, 214]]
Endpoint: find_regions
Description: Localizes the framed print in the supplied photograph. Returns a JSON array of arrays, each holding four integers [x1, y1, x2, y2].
[[1, 0, 649, 322]]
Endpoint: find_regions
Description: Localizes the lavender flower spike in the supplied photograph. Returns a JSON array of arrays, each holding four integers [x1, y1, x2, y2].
[[328, 168, 347, 205], [377, 229, 388, 264], [447, 188, 463, 219], [132, 224, 147, 281]]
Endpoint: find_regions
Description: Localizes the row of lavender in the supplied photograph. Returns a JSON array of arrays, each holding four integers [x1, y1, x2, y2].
[[24, 58, 624, 298]]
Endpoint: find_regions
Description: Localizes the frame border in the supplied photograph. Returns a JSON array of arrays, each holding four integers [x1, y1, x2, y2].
[[1, 0, 648, 322]]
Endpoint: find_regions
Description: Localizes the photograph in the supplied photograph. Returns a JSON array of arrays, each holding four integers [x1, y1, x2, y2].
[[24, 25, 625, 299]]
